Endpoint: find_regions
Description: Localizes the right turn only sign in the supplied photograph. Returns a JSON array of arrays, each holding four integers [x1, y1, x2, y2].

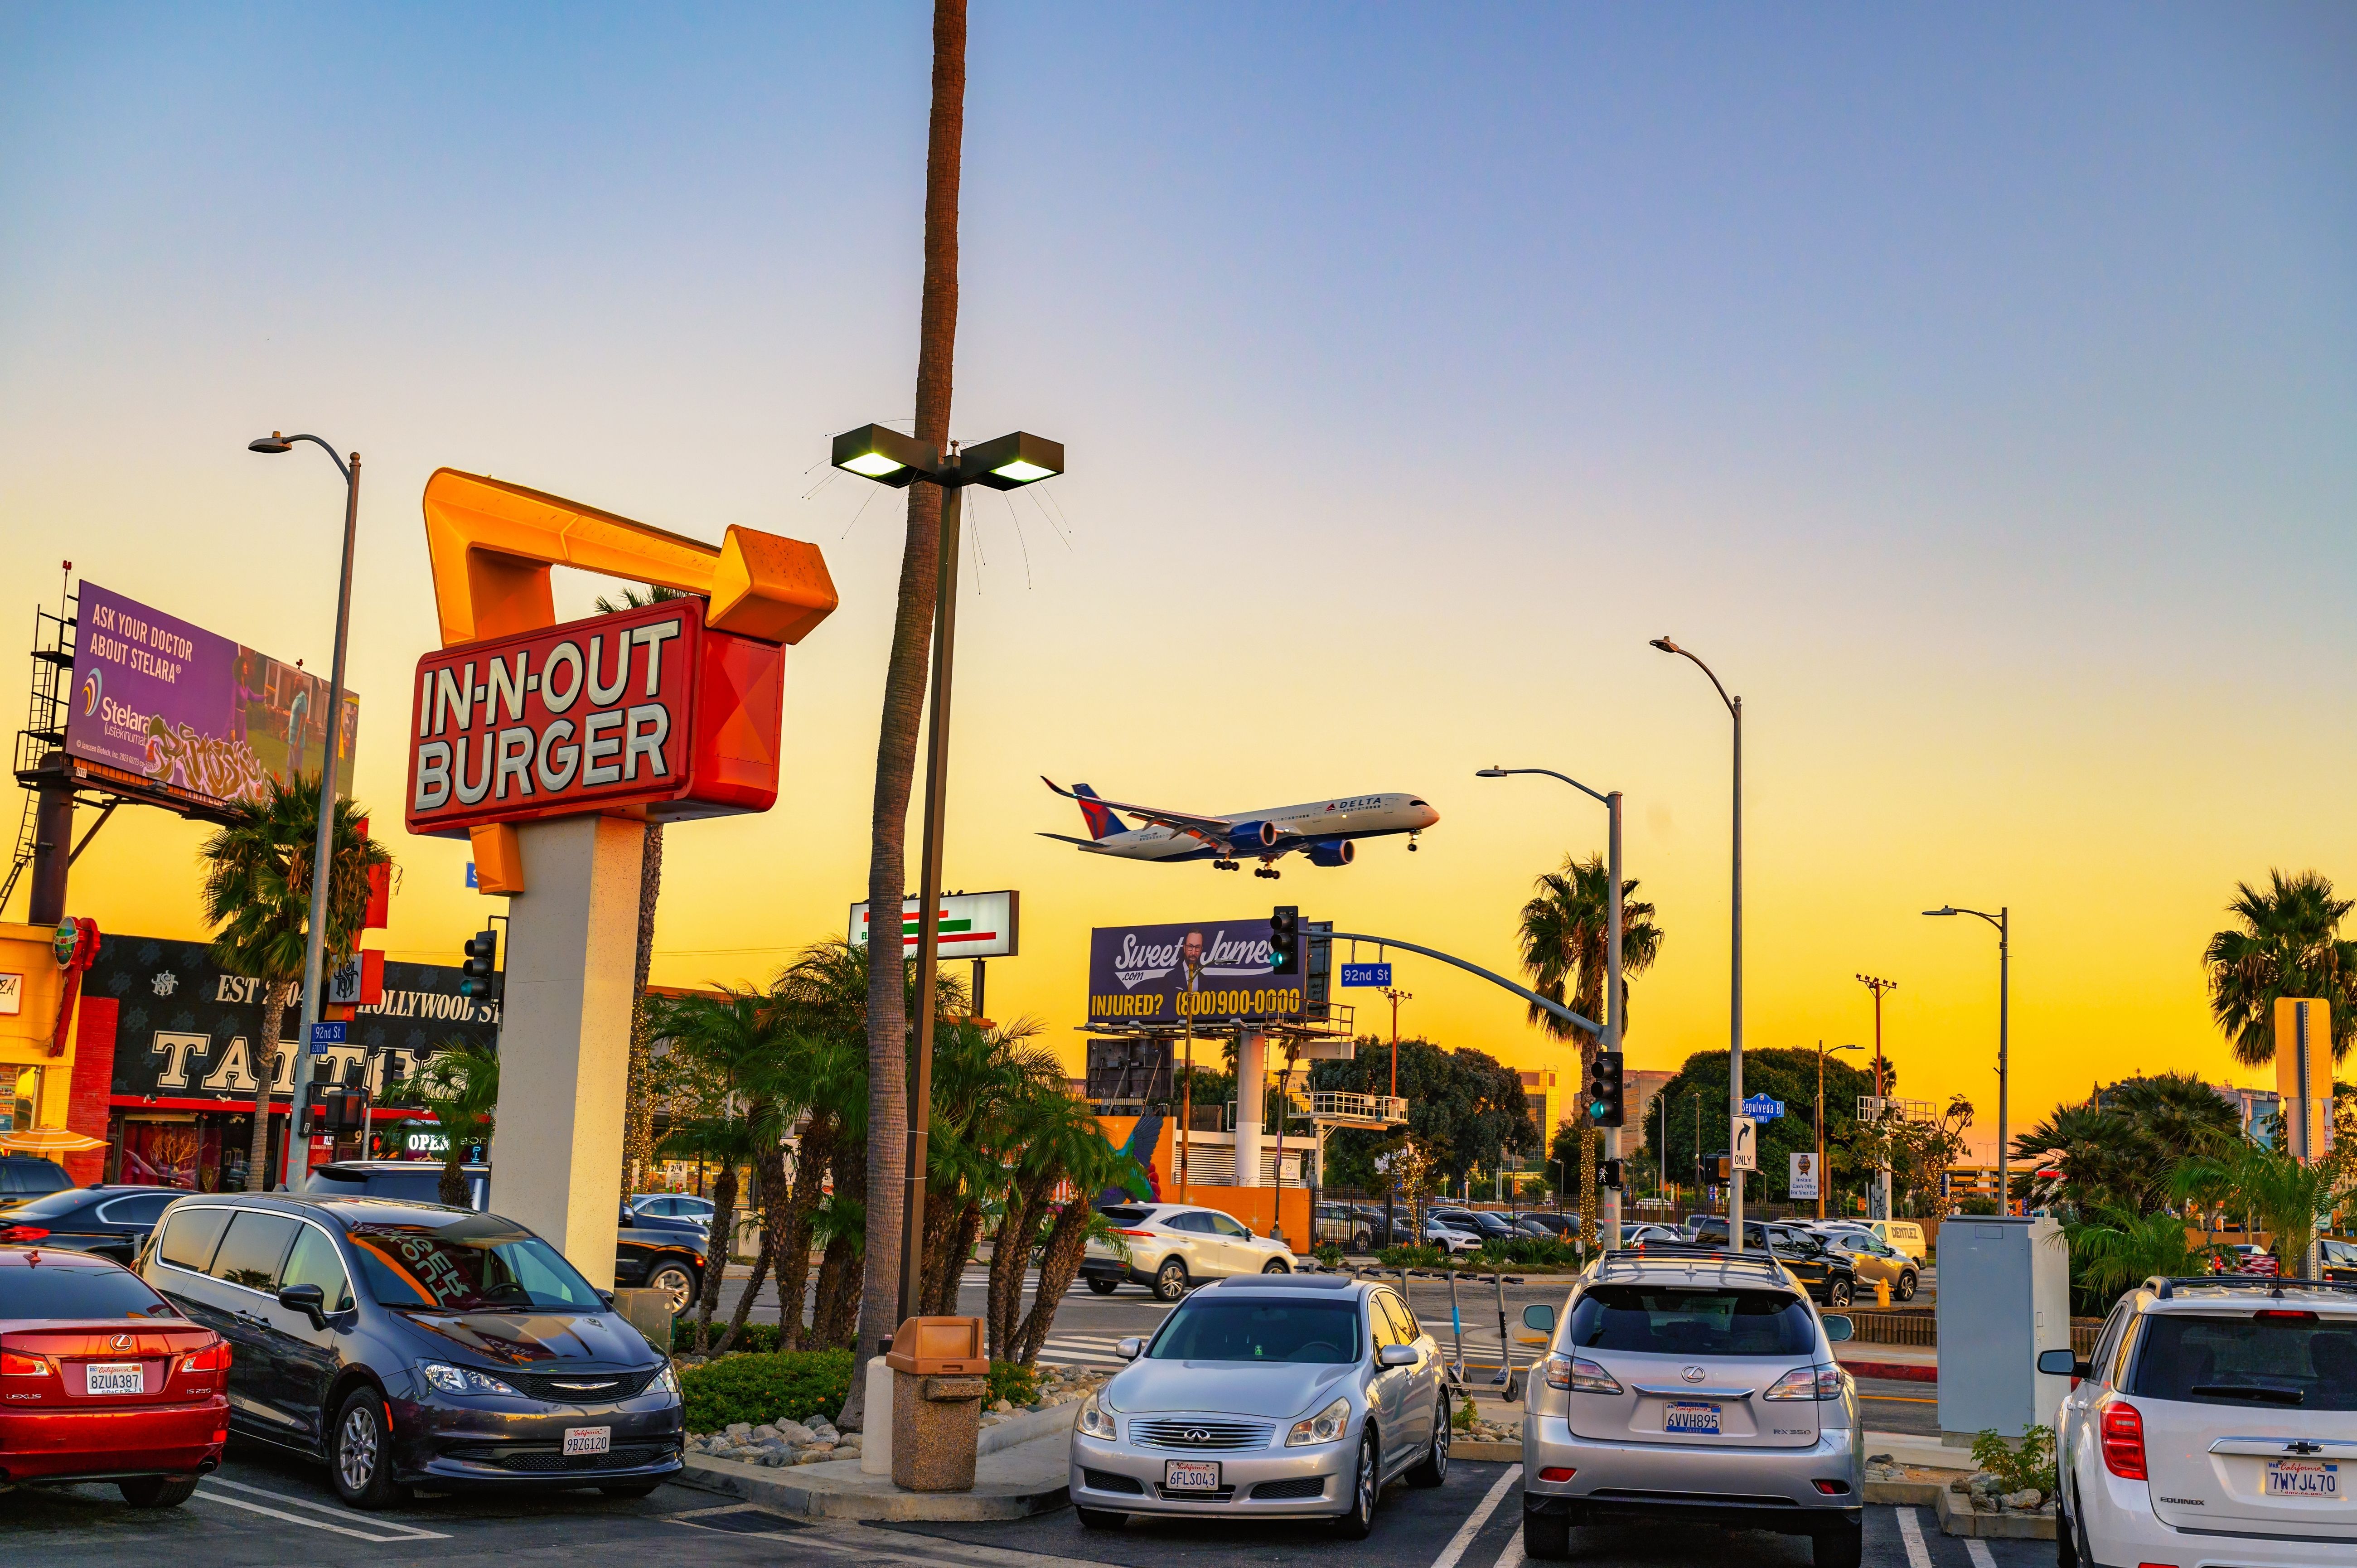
[[1731, 1114, 1758, 1171]]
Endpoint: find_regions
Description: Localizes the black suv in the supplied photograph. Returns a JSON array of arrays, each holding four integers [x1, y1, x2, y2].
[[1688, 1218, 1858, 1307], [0, 1153, 73, 1213], [0, 1184, 184, 1262], [305, 1161, 708, 1314], [137, 1193, 684, 1506]]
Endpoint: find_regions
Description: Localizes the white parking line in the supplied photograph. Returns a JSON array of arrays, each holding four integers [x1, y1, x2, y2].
[[1428, 1463, 1522, 1568], [1894, 1506, 1934, 1568], [1964, 1539, 1999, 1568], [1486, 1522, 1527, 1568], [192, 1479, 452, 1542]]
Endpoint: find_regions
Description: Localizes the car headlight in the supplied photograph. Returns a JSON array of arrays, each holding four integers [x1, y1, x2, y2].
[[1286, 1395, 1352, 1447], [653, 1361, 680, 1396], [418, 1360, 520, 1396], [1076, 1392, 1116, 1441]]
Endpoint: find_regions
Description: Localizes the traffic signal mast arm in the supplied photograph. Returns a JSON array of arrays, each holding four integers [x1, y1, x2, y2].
[[1319, 929, 1602, 1039]]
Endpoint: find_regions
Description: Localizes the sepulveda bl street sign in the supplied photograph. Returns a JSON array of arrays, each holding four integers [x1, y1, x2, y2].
[[1742, 1092, 1785, 1121]]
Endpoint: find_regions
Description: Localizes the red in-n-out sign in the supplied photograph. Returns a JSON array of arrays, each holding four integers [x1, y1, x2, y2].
[[404, 596, 784, 837]]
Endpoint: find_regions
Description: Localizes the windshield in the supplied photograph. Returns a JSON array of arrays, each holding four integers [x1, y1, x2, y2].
[[1149, 1298, 1360, 1364], [1569, 1285, 1818, 1358], [1, 1263, 181, 1319], [2127, 1313, 2357, 1411], [344, 1218, 603, 1311]]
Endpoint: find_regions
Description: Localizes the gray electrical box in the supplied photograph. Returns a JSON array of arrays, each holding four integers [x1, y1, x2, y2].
[[1934, 1215, 2071, 1445]]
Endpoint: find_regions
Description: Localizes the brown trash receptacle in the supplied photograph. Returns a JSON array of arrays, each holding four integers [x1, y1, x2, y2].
[[885, 1316, 990, 1492]]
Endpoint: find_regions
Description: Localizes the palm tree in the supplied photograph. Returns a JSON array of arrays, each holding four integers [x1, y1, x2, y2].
[[197, 775, 388, 1191], [387, 1041, 500, 1207], [2171, 1140, 2357, 1279], [848, 0, 969, 1434], [593, 583, 693, 1205], [2009, 1073, 2242, 1215], [1518, 852, 1663, 1246], [2064, 1202, 2219, 1314], [2204, 869, 2357, 1066]]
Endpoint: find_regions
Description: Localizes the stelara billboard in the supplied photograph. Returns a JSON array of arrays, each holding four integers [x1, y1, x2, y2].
[[404, 595, 785, 837], [1087, 917, 1305, 1025]]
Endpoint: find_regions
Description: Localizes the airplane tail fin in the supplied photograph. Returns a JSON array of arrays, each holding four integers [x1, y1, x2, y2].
[[1072, 783, 1130, 839]]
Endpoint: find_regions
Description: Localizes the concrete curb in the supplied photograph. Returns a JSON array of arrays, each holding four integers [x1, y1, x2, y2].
[[675, 1433, 1070, 1522], [1842, 1359, 1938, 1384], [979, 1399, 1078, 1455], [1936, 1485, 2057, 1539], [1454, 1440, 1519, 1463]]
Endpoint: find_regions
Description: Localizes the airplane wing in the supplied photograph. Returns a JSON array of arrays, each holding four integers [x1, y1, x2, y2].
[[1035, 832, 1108, 849], [1040, 777, 1235, 846]]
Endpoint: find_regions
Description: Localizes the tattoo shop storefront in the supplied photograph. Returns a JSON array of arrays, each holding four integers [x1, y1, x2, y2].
[[87, 935, 499, 1191]]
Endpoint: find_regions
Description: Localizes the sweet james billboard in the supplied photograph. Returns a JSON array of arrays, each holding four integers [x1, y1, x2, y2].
[[67, 582, 359, 810], [1088, 917, 1305, 1025]]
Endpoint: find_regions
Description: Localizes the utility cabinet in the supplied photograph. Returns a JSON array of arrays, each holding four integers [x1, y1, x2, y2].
[[1934, 1214, 2071, 1445]]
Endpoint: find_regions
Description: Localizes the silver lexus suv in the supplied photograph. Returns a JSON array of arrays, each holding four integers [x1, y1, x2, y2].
[[1520, 1245, 1863, 1567]]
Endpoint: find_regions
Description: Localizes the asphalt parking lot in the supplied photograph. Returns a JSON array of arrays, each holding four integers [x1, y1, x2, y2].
[[4, 1447, 2035, 1568]]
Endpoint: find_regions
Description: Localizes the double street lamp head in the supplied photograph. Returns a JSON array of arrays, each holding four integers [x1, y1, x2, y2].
[[831, 424, 938, 487], [831, 424, 1065, 490]]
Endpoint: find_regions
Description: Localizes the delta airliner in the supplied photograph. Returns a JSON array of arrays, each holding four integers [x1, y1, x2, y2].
[[1039, 779, 1438, 878]]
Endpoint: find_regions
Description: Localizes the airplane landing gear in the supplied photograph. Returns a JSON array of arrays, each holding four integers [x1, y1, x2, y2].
[[1214, 858, 1239, 871], [1408, 832, 1421, 853], [1255, 865, 1281, 880]]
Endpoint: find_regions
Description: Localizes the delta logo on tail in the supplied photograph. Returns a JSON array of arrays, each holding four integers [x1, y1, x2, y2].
[[1040, 778, 1437, 880]]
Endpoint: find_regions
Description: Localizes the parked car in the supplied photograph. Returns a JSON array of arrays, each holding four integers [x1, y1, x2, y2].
[[2212, 1243, 2281, 1277], [1314, 1203, 1375, 1252], [1621, 1223, 1683, 1246], [1519, 1244, 1863, 1565], [2045, 1274, 2357, 1568], [1825, 1233, 1918, 1302], [0, 1244, 229, 1507], [137, 1193, 684, 1507], [0, 1185, 184, 1264], [0, 1153, 73, 1213], [629, 1193, 713, 1231], [1351, 1205, 1405, 1247], [1419, 1220, 1484, 1256], [1863, 1220, 1927, 1261], [1515, 1212, 1577, 1239], [1687, 1219, 1858, 1307], [1430, 1208, 1520, 1244], [1083, 1203, 1297, 1300], [303, 1161, 708, 1314], [2321, 1235, 2357, 1283], [1070, 1272, 1449, 1537]]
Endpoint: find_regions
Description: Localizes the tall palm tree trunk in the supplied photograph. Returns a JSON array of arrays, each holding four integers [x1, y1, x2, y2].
[[1577, 1039, 1599, 1250], [246, 983, 289, 1191], [1013, 1197, 1094, 1365], [813, 1133, 868, 1349], [692, 1161, 740, 1353], [776, 1118, 834, 1349], [620, 824, 664, 1202], [847, 0, 967, 1433]]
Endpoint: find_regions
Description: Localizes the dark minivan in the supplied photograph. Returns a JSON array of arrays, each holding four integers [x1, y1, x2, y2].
[[138, 1193, 683, 1507]]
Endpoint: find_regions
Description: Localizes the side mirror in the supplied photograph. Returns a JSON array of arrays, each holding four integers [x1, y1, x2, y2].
[[597, 1289, 616, 1309], [1820, 1314, 1854, 1343], [1116, 1337, 1144, 1360], [1521, 1303, 1556, 1332], [2037, 1348, 2090, 1378], [1378, 1343, 1419, 1367], [277, 1282, 327, 1327]]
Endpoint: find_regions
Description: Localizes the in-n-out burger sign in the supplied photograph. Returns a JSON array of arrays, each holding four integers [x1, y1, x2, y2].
[[406, 596, 784, 836]]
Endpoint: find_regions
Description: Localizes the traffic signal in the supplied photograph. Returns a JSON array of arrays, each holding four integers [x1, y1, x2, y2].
[[1600, 1158, 1624, 1191], [305, 1084, 367, 1135], [460, 928, 500, 1001], [1268, 906, 1300, 975], [1585, 1049, 1625, 1126]]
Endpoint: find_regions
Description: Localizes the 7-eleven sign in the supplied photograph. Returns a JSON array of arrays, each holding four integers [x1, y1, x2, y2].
[[849, 890, 1020, 959]]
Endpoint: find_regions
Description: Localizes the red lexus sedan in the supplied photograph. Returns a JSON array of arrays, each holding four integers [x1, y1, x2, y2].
[[0, 1244, 229, 1506]]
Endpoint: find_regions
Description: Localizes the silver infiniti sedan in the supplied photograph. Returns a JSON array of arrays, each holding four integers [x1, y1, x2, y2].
[[1068, 1273, 1451, 1537]]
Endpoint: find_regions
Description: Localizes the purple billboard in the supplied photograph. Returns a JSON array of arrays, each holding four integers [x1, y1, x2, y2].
[[1087, 916, 1304, 1025], [67, 582, 359, 810]]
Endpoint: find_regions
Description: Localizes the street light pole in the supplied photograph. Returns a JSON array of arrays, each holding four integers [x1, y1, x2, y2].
[[248, 433, 359, 1192], [1816, 1041, 1862, 1221], [1926, 904, 2009, 1211], [1476, 766, 1622, 1249], [1855, 974, 1897, 1219], [1649, 639, 1743, 1251]]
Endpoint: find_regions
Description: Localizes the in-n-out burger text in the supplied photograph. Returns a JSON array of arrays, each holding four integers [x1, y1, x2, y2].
[[407, 599, 703, 833]]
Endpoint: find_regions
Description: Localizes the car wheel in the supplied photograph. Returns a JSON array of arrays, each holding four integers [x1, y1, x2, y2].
[[117, 1475, 201, 1508], [1406, 1394, 1450, 1486], [1523, 1502, 1570, 1561], [329, 1387, 411, 1510], [1827, 1278, 1854, 1307], [1152, 1258, 1189, 1302], [1076, 1505, 1126, 1530], [1896, 1270, 1917, 1302], [1811, 1517, 1863, 1568], [599, 1481, 663, 1499], [1332, 1429, 1378, 1539], [1086, 1276, 1120, 1296], [648, 1263, 698, 1316], [2055, 1484, 2077, 1568], [1263, 1258, 1291, 1273]]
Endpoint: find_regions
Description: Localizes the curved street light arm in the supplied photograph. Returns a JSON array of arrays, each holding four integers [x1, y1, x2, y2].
[[1926, 904, 2004, 938], [278, 434, 353, 482], [1325, 929, 1603, 1039], [1476, 765, 1612, 808], [1659, 644, 1737, 719]]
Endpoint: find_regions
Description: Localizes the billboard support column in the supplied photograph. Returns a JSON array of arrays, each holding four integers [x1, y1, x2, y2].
[[29, 767, 72, 927], [489, 814, 644, 1288], [1234, 1029, 1266, 1187]]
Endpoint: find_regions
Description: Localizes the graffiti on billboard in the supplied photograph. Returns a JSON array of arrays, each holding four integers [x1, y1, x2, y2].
[[68, 582, 359, 809]]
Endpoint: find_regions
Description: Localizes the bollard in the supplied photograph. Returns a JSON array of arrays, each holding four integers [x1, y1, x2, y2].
[[886, 1317, 990, 1492]]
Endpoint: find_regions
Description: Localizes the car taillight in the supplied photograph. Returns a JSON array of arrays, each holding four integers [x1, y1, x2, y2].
[[180, 1342, 230, 1374], [2100, 1399, 2146, 1480], [1543, 1354, 1623, 1394], [0, 1225, 50, 1243], [1764, 1364, 1847, 1400], [1537, 1466, 1576, 1481], [1117, 1229, 1156, 1237], [2, 1349, 51, 1375]]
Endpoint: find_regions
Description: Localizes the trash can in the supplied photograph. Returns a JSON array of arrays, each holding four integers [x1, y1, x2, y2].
[[886, 1316, 991, 1492]]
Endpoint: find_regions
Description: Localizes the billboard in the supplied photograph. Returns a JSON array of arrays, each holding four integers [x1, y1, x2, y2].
[[67, 582, 359, 810], [850, 891, 1019, 958], [1087, 917, 1306, 1026], [405, 595, 787, 837]]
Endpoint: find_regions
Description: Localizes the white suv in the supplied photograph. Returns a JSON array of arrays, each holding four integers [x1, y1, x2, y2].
[[2047, 1275, 2357, 1568], [1082, 1203, 1297, 1300]]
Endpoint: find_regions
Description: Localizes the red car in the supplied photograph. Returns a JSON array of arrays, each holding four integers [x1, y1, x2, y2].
[[0, 1244, 229, 1506]]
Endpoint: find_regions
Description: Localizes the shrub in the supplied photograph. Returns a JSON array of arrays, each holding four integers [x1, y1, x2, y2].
[[679, 1349, 855, 1433], [1970, 1425, 2057, 1498], [987, 1360, 1037, 1409], [672, 1317, 784, 1355], [1377, 1244, 1449, 1268], [1313, 1242, 1344, 1268], [1476, 1235, 1581, 1268]]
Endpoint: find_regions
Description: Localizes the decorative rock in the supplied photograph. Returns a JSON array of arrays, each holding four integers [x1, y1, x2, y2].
[[990, 1398, 1014, 1413], [794, 1446, 837, 1464], [776, 1420, 816, 1444], [835, 1432, 863, 1448], [2004, 1490, 2043, 1512], [726, 1422, 754, 1439]]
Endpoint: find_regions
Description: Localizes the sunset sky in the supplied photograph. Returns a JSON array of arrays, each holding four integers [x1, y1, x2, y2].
[[5, 4, 2352, 1162]]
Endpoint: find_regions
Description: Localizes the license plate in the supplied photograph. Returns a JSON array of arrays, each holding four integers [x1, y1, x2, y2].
[[1665, 1402, 1721, 1434], [563, 1426, 612, 1456], [83, 1363, 144, 1396], [2266, 1460, 2340, 1498], [1163, 1459, 1221, 1491]]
